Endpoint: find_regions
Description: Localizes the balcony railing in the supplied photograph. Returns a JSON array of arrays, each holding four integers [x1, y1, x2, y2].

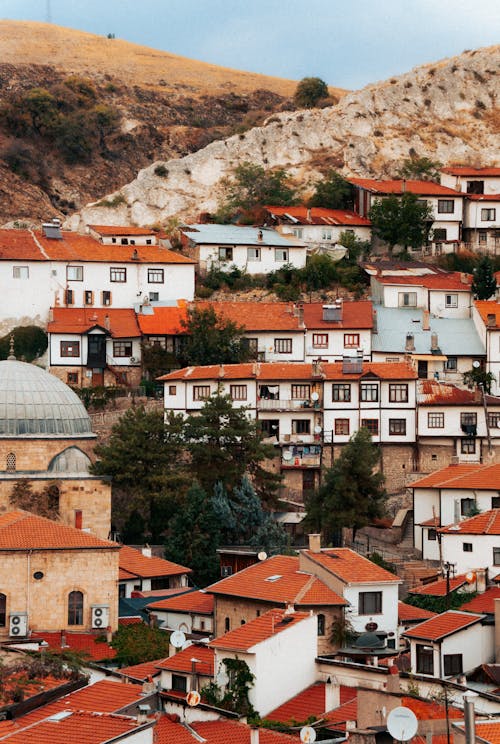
[[258, 398, 322, 411]]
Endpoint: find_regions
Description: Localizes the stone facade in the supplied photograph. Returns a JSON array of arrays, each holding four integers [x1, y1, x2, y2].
[[0, 437, 96, 472], [49, 365, 143, 389]]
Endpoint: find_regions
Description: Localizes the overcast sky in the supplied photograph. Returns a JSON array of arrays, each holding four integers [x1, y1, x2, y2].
[[2, 0, 499, 89]]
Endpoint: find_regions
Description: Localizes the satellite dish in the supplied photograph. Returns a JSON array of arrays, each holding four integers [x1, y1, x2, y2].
[[258, 551, 268, 561], [387, 707, 418, 742], [314, 425, 322, 434], [216, 669, 229, 686], [472, 360, 480, 368], [170, 630, 186, 648], [300, 726, 317, 743], [311, 392, 319, 401], [186, 690, 201, 707], [283, 450, 293, 461]]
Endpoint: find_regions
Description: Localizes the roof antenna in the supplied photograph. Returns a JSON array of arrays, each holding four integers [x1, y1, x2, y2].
[[7, 335, 16, 361]]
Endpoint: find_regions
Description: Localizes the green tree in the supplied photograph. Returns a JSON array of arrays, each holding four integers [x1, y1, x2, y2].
[[180, 306, 250, 366], [90, 103, 121, 154], [294, 77, 329, 108], [396, 156, 442, 182], [305, 428, 386, 543], [308, 170, 354, 209], [338, 231, 371, 262], [301, 253, 338, 293], [369, 192, 433, 254], [471, 255, 496, 300], [0, 326, 48, 362], [111, 623, 171, 665], [462, 367, 495, 394], [217, 162, 296, 221]]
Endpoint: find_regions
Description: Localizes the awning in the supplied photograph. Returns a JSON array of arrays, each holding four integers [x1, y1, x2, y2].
[[411, 354, 448, 361]]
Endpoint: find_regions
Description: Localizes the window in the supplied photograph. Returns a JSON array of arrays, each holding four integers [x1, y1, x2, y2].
[[446, 357, 457, 371], [488, 413, 500, 428], [84, 290, 93, 305], [110, 267, 126, 282], [260, 419, 279, 438], [275, 248, 289, 262], [461, 412, 477, 426], [416, 645, 434, 675], [113, 341, 132, 357], [313, 333, 328, 348], [67, 266, 83, 281], [398, 292, 417, 307], [428, 412, 444, 428], [60, 341, 80, 357], [335, 418, 350, 435], [148, 268, 164, 283], [291, 384, 311, 400], [67, 372, 78, 385], [65, 289, 74, 305], [6, 452, 16, 472], [230, 384, 247, 401], [428, 528, 437, 541], [218, 247, 233, 261], [443, 654, 463, 676], [149, 292, 159, 302], [389, 384, 408, 402], [389, 418, 406, 435], [247, 247, 261, 261], [120, 238, 129, 245], [225, 617, 230, 632], [193, 385, 211, 401], [445, 294, 458, 308], [0, 594, 5, 627], [481, 208, 496, 221], [172, 674, 187, 693], [259, 385, 280, 400], [463, 543, 473, 552], [243, 338, 258, 358], [467, 180, 484, 194], [492, 496, 500, 509], [493, 548, 500, 566], [438, 199, 454, 213], [433, 228, 447, 241], [102, 291, 112, 306], [292, 419, 311, 435], [332, 383, 351, 402], [359, 591, 382, 615], [292, 228, 303, 238], [461, 497, 476, 516], [68, 591, 83, 625], [322, 228, 332, 240], [361, 383, 378, 402], [478, 230, 487, 244], [274, 338, 292, 354], [344, 333, 360, 348], [168, 385, 176, 395], [361, 418, 379, 435], [317, 614, 325, 636], [12, 266, 29, 279]]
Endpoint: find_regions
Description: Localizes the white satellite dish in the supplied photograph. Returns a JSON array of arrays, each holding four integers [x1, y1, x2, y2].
[[186, 690, 201, 707], [300, 725, 317, 743], [257, 551, 268, 561], [170, 630, 186, 648], [386, 706, 418, 742], [314, 425, 322, 434], [472, 360, 481, 368], [282, 450, 293, 461], [311, 392, 319, 401]]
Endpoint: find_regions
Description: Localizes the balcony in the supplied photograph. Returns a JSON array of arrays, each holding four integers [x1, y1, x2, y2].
[[281, 444, 321, 468], [258, 398, 322, 412]]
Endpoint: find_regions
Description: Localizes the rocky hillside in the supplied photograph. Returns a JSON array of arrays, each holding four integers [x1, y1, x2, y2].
[[0, 21, 346, 225], [70, 45, 500, 230]]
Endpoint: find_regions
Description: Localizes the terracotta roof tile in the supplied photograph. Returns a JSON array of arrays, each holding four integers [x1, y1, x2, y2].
[[137, 300, 188, 335], [441, 167, 500, 177], [118, 616, 143, 626], [31, 632, 117, 661], [88, 225, 157, 236], [407, 575, 468, 597], [198, 301, 302, 331], [0, 511, 118, 551], [375, 272, 472, 290], [322, 361, 417, 381], [265, 205, 371, 227], [0, 710, 147, 743], [403, 610, 484, 641], [460, 587, 500, 614], [147, 589, 214, 614], [418, 380, 500, 406], [191, 720, 298, 744], [266, 682, 357, 725], [473, 721, 500, 744], [302, 301, 373, 329], [349, 178, 462, 196], [47, 308, 141, 337], [156, 644, 214, 676], [303, 548, 401, 584], [398, 601, 437, 622], [116, 658, 164, 681], [154, 716, 198, 744], [401, 696, 462, 720], [409, 463, 486, 489], [207, 554, 347, 606], [210, 608, 310, 651], [439, 509, 500, 535], [475, 300, 500, 329], [119, 545, 191, 579], [466, 194, 500, 202]]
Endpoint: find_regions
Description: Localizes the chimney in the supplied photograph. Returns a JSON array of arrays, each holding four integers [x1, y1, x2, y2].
[[475, 568, 487, 593], [219, 364, 225, 378], [460, 272, 469, 285], [142, 545, 152, 558], [284, 602, 295, 615], [307, 208, 312, 223], [431, 332, 439, 351], [405, 333, 415, 352], [324, 676, 340, 711], [104, 314, 110, 331], [308, 533, 321, 553], [257, 230, 263, 242], [372, 309, 378, 334], [487, 313, 497, 328], [422, 309, 430, 331], [142, 676, 155, 694], [295, 302, 304, 326], [250, 727, 260, 744], [495, 598, 500, 662]]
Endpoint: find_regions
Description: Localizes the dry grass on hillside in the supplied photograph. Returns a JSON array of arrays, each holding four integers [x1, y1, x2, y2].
[[0, 20, 347, 99]]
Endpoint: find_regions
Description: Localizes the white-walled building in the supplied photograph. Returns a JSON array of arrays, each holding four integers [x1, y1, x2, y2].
[[302, 300, 373, 362], [118, 546, 191, 599], [440, 167, 500, 195], [156, 643, 214, 695], [438, 509, 500, 579], [180, 224, 307, 274], [264, 205, 371, 249], [463, 195, 500, 255], [146, 589, 214, 636], [473, 301, 500, 393]]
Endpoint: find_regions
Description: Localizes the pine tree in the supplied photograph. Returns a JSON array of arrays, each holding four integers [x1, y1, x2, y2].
[[471, 255, 496, 300]]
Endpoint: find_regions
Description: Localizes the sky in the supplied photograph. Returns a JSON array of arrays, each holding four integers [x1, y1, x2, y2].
[[1, 0, 499, 89]]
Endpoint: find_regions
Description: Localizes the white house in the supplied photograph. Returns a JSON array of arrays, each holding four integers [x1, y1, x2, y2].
[[302, 300, 373, 362], [403, 610, 493, 678], [146, 589, 214, 636], [438, 509, 500, 580], [118, 546, 191, 599], [264, 205, 371, 249], [463, 195, 500, 255], [209, 608, 318, 718], [156, 643, 214, 695], [440, 166, 500, 195], [180, 224, 307, 274], [472, 301, 500, 393]]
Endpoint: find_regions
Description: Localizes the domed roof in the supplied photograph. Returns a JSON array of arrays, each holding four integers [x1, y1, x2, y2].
[[0, 360, 93, 437]]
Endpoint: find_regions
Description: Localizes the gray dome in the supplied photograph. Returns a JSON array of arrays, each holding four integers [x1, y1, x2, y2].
[[0, 360, 93, 437]]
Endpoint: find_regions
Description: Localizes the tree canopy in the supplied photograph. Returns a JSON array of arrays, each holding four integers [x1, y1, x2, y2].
[[110, 623, 171, 665], [308, 170, 354, 210], [471, 255, 496, 300], [216, 162, 296, 221], [180, 306, 250, 366], [305, 428, 386, 543], [294, 77, 329, 108], [369, 192, 433, 254], [396, 156, 442, 182]]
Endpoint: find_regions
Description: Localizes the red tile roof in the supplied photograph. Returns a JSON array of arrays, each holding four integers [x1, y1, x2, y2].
[[401, 696, 462, 720], [323, 361, 417, 381], [375, 272, 472, 290], [0, 511, 119, 551], [407, 575, 468, 597], [439, 509, 500, 535], [0, 710, 148, 743], [88, 225, 157, 236], [398, 601, 437, 622], [154, 716, 199, 744], [302, 301, 373, 329], [116, 658, 164, 681], [266, 682, 357, 725], [137, 300, 189, 335], [475, 300, 500, 329], [0, 228, 195, 264], [403, 610, 484, 641], [265, 205, 371, 227], [473, 721, 500, 744], [303, 548, 401, 584], [31, 632, 117, 661], [47, 308, 141, 338], [441, 167, 500, 177], [119, 545, 191, 579], [207, 554, 347, 606], [418, 380, 499, 406], [466, 193, 500, 202], [147, 589, 214, 614], [199, 301, 301, 332], [410, 463, 500, 491], [349, 178, 462, 196], [210, 608, 310, 652], [156, 644, 214, 676], [191, 720, 298, 744], [460, 587, 500, 614]]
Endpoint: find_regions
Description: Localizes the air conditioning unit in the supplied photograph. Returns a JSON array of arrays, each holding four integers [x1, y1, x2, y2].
[[91, 605, 110, 629], [9, 612, 28, 637]]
